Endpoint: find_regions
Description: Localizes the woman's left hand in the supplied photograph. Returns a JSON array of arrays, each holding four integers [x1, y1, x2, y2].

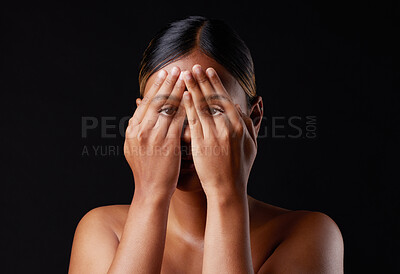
[[182, 65, 258, 199]]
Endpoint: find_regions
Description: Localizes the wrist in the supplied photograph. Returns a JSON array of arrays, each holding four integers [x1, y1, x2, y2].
[[205, 187, 248, 206], [203, 180, 246, 199], [132, 188, 173, 206]]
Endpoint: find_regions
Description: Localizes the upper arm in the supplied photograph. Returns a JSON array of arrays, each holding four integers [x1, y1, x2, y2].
[[69, 207, 120, 274], [258, 211, 344, 274]]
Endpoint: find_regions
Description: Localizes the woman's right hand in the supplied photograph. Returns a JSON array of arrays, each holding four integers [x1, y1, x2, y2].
[[124, 67, 186, 199]]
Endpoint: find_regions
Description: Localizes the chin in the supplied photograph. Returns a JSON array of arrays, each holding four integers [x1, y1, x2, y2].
[[177, 170, 204, 192]]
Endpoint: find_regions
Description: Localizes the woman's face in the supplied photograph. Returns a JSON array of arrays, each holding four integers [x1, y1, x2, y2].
[[141, 50, 250, 141], [139, 50, 260, 190]]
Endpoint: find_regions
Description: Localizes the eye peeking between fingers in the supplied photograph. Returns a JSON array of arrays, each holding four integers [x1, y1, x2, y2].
[[204, 106, 224, 116], [158, 106, 178, 116], [159, 104, 224, 117]]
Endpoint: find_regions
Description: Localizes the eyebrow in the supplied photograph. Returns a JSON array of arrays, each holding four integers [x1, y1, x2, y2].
[[151, 94, 230, 103], [151, 94, 181, 103], [202, 94, 230, 103]]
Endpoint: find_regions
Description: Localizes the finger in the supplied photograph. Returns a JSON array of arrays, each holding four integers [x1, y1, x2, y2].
[[155, 70, 185, 139], [141, 67, 181, 130], [235, 104, 257, 144], [153, 68, 185, 139], [192, 64, 221, 138], [183, 70, 215, 120], [183, 70, 215, 137], [182, 90, 204, 140], [192, 64, 215, 98], [131, 69, 167, 126], [165, 69, 185, 107], [206, 67, 242, 131], [167, 95, 186, 139], [165, 72, 187, 137], [147, 66, 181, 114]]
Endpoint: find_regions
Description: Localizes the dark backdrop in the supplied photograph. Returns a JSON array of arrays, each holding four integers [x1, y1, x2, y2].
[[3, 1, 398, 273]]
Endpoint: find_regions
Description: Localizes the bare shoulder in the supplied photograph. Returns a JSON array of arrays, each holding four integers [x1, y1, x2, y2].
[[69, 205, 130, 273], [248, 196, 344, 273], [277, 208, 344, 255], [82, 204, 130, 219], [283, 209, 343, 237], [248, 195, 342, 236], [76, 205, 129, 230]]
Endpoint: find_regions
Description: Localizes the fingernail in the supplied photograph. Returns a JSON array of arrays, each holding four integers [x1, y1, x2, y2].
[[206, 68, 215, 77], [158, 70, 167, 79], [183, 91, 190, 101], [193, 64, 202, 74], [184, 71, 192, 80], [178, 72, 184, 81], [171, 67, 179, 76]]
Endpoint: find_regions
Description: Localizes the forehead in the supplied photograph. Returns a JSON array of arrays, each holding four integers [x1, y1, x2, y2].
[[143, 50, 245, 100]]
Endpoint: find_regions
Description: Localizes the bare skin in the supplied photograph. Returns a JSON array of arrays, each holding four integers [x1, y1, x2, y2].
[[69, 50, 344, 273]]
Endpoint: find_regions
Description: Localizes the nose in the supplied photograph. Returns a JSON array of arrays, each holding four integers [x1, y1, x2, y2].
[[181, 116, 191, 144]]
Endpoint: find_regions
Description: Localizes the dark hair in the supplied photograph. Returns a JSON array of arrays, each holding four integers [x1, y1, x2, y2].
[[138, 16, 257, 108]]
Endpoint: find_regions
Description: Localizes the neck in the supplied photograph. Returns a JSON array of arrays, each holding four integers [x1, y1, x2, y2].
[[167, 176, 254, 246], [168, 187, 208, 245]]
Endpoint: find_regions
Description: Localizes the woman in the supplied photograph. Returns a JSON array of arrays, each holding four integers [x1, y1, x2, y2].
[[69, 16, 344, 273]]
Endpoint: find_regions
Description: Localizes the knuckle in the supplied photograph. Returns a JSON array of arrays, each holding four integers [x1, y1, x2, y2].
[[175, 80, 185, 90], [235, 124, 244, 137], [188, 118, 197, 127], [163, 76, 174, 86], [136, 130, 147, 142], [125, 126, 133, 137], [128, 117, 137, 126], [141, 96, 150, 104], [153, 79, 163, 88], [210, 75, 220, 86], [152, 130, 164, 143], [197, 76, 208, 84]]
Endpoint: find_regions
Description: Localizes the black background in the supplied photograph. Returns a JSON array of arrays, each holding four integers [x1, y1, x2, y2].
[[2, 1, 398, 273]]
